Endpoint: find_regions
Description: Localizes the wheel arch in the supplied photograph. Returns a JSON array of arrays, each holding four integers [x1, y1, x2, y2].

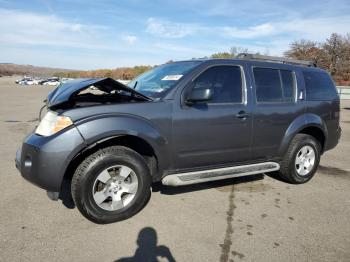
[[298, 126, 325, 151], [59, 134, 162, 206], [65, 133, 162, 179], [279, 113, 328, 156]]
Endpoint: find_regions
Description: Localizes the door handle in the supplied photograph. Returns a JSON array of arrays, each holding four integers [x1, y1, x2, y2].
[[236, 111, 249, 119]]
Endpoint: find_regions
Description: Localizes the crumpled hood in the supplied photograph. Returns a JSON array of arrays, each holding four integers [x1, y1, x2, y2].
[[46, 77, 151, 108]]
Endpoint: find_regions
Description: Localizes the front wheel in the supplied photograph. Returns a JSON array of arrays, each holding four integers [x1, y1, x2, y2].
[[71, 146, 151, 224], [278, 134, 321, 184]]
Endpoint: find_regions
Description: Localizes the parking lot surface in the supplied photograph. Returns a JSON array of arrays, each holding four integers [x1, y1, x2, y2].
[[0, 76, 349, 262]]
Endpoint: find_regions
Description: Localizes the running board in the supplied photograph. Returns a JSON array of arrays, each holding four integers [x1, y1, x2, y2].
[[162, 162, 280, 186]]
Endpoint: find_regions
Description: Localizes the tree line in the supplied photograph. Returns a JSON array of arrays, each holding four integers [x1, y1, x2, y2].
[[54, 65, 153, 80]]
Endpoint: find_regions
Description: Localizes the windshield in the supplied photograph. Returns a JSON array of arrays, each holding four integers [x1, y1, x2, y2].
[[127, 61, 202, 99]]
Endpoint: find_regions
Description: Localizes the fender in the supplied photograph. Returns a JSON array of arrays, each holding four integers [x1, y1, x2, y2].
[[74, 114, 170, 171], [278, 113, 328, 156]]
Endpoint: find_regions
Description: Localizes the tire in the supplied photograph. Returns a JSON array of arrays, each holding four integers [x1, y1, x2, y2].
[[71, 146, 151, 224], [278, 134, 321, 184]]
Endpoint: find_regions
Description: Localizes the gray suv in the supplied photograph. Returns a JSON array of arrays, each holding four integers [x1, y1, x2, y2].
[[15, 54, 341, 224]]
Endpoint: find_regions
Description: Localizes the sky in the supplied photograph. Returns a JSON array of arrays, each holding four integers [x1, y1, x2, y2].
[[1, 0, 350, 69]]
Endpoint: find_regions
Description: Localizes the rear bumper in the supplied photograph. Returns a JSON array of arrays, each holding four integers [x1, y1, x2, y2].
[[15, 127, 85, 192]]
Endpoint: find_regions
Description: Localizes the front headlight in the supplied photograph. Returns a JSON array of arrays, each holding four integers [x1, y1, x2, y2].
[[35, 111, 73, 136]]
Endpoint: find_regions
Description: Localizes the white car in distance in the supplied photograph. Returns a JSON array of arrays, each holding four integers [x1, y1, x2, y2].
[[43, 79, 60, 86]]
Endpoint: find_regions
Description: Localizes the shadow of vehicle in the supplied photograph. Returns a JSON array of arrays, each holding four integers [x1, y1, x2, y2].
[[114, 227, 176, 262], [152, 174, 264, 195], [61, 173, 265, 209], [265, 171, 289, 183], [317, 165, 350, 176]]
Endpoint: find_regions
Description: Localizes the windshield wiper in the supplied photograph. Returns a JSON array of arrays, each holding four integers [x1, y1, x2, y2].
[[130, 91, 153, 101]]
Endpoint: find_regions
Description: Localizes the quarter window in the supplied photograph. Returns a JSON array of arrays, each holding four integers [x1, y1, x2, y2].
[[253, 67, 295, 103], [192, 66, 243, 103], [303, 71, 338, 101]]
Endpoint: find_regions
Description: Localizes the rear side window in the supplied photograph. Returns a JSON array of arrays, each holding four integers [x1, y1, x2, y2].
[[303, 71, 338, 101], [193, 66, 243, 103], [253, 67, 295, 103]]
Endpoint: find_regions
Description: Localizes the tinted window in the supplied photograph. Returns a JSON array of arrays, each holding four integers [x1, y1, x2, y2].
[[280, 70, 295, 102], [254, 68, 295, 102], [192, 66, 243, 103], [254, 68, 281, 102], [303, 71, 337, 100]]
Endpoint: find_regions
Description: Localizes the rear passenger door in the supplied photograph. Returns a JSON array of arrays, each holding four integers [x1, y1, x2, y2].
[[251, 66, 304, 160]]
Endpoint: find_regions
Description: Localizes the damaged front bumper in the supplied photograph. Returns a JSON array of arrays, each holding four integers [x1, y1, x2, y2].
[[15, 126, 85, 199]]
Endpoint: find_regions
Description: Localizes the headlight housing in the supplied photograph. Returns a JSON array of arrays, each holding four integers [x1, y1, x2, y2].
[[35, 111, 73, 136]]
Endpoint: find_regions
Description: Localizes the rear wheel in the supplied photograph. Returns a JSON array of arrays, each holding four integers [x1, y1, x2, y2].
[[278, 134, 321, 184], [71, 146, 151, 224]]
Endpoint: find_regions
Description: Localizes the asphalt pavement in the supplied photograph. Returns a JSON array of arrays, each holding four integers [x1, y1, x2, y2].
[[0, 76, 349, 262]]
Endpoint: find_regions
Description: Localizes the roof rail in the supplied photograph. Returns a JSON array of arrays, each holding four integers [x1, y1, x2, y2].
[[236, 53, 316, 67]]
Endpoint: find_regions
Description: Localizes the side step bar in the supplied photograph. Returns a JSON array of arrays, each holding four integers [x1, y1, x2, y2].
[[162, 162, 280, 186]]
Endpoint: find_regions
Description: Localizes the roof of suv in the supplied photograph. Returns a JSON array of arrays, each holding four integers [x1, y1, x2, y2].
[[176, 56, 328, 74]]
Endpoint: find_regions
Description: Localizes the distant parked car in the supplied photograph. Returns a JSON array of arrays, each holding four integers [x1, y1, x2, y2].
[[23, 79, 35, 85], [32, 78, 42, 85], [43, 79, 60, 86], [15, 77, 32, 85], [38, 80, 48, 85], [38, 77, 59, 85], [60, 78, 73, 84]]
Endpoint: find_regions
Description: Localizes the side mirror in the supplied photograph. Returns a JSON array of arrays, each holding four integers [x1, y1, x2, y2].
[[185, 88, 212, 104]]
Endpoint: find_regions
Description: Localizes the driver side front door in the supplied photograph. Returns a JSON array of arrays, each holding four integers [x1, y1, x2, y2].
[[171, 64, 252, 170]]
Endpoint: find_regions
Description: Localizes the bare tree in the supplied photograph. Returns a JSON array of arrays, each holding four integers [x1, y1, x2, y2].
[[323, 33, 344, 75], [211, 46, 256, 59], [230, 47, 249, 57], [284, 33, 350, 85], [210, 52, 233, 59], [284, 39, 319, 60]]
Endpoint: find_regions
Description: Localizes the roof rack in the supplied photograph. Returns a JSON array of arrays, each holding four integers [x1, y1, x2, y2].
[[236, 53, 316, 67]]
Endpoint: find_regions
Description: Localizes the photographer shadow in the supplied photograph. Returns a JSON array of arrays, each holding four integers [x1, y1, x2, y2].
[[115, 227, 176, 262]]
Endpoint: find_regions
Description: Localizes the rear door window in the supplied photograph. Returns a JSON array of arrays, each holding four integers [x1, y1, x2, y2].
[[303, 71, 338, 101], [253, 67, 295, 103], [280, 70, 295, 102]]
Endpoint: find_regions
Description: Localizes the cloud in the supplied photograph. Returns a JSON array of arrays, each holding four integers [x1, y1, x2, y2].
[[145, 17, 278, 39], [0, 8, 108, 49], [70, 23, 83, 32], [274, 16, 350, 41], [121, 34, 137, 44], [146, 17, 196, 38], [153, 42, 207, 56], [146, 15, 350, 42], [222, 23, 275, 39]]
